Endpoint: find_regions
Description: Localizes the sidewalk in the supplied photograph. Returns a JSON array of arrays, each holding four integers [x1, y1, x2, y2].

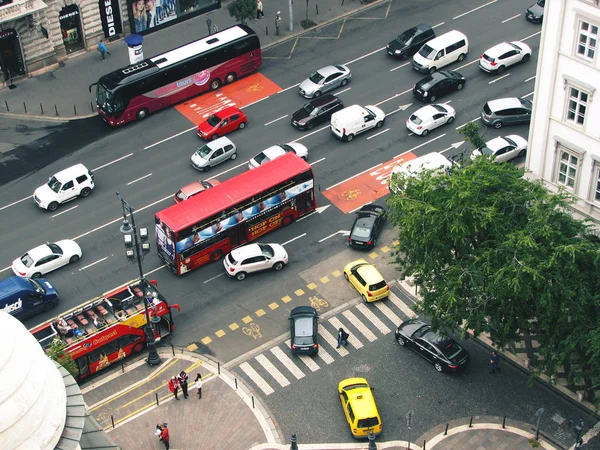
[[0, 0, 377, 121], [81, 347, 561, 450]]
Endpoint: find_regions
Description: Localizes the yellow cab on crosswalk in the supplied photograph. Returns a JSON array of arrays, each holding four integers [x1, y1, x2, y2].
[[338, 377, 382, 438]]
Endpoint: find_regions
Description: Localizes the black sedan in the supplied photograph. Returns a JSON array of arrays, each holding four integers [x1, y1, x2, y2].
[[289, 306, 319, 355], [291, 94, 344, 130], [395, 319, 469, 373], [413, 70, 466, 103], [348, 204, 386, 249]]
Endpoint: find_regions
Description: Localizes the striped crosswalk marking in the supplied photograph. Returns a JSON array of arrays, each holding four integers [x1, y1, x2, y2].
[[256, 354, 290, 387], [319, 327, 349, 356], [329, 316, 364, 349], [270, 347, 305, 380], [239, 362, 274, 395], [356, 303, 391, 334], [298, 355, 320, 372], [374, 301, 402, 327], [342, 310, 377, 342], [389, 292, 417, 318], [316, 346, 335, 365]]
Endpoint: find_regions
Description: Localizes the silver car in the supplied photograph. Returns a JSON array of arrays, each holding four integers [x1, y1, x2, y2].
[[191, 136, 237, 171], [298, 65, 351, 98]]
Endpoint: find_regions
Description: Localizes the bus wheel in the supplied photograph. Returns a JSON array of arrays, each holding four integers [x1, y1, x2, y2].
[[136, 108, 149, 121], [210, 79, 221, 90], [133, 343, 144, 353], [282, 216, 293, 227], [210, 250, 223, 261], [225, 72, 237, 84]]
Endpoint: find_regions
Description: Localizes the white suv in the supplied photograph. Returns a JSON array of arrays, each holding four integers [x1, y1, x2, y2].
[[223, 243, 288, 280], [33, 164, 94, 211]]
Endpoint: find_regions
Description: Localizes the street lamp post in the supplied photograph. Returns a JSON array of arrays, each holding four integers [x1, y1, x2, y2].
[[116, 192, 161, 366]]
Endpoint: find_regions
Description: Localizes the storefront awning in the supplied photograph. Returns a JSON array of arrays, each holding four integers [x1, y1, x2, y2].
[[0, 0, 47, 24]]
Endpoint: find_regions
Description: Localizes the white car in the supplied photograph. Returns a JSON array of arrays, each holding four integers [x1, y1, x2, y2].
[[406, 104, 456, 136], [248, 143, 308, 169], [33, 164, 94, 211], [470, 135, 528, 163], [12, 240, 82, 278], [223, 243, 288, 280], [298, 64, 351, 99], [479, 41, 532, 74]]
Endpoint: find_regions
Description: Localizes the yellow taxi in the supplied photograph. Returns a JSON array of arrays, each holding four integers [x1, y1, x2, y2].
[[338, 377, 382, 438], [343, 259, 390, 303]]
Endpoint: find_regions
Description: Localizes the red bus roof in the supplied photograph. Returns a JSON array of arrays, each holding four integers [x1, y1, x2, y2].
[[157, 153, 312, 232]]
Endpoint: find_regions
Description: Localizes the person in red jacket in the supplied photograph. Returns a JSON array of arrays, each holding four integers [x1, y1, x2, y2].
[[159, 421, 170, 450], [167, 376, 180, 400]]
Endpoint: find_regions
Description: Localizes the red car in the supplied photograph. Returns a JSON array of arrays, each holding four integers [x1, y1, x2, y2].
[[197, 106, 247, 140], [174, 179, 220, 203]]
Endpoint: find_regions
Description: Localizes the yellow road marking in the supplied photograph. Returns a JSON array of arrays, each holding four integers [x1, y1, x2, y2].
[[201, 336, 212, 345], [307, 282, 318, 290], [229, 323, 239, 330], [295, 288, 305, 296], [187, 343, 198, 351], [369, 252, 378, 259], [281, 295, 292, 303], [215, 329, 226, 338], [242, 315, 253, 323], [268, 302, 279, 310], [320, 276, 330, 284], [255, 309, 266, 317], [332, 270, 342, 277]]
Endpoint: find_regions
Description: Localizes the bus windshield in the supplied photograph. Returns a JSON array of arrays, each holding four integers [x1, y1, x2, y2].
[[96, 83, 114, 114]]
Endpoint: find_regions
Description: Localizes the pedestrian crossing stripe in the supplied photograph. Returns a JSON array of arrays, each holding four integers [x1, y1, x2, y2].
[[239, 362, 274, 395], [356, 303, 391, 335], [389, 291, 417, 318], [270, 347, 305, 380], [298, 354, 320, 372], [329, 316, 364, 349], [373, 301, 402, 327], [255, 354, 290, 387], [316, 347, 335, 365], [319, 327, 350, 357], [343, 309, 377, 342]]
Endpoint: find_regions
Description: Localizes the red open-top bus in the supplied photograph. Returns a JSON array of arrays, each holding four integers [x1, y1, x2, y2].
[[155, 153, 316, 275], [30, 278, 180, 381], [93, 24, 261, 126]]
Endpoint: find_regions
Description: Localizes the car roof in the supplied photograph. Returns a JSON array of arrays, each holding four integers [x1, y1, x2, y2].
[[179, 181, 208, 196], [230, 243, 262, 259], [484, 42, 514, 57], [355, 263, 384, 283], [486, 97, 523, 111], [28, 243, 53, 259], [53, 164, 89, 182], [316, 65, 343, 76], [414, 104, 445, 118], [214, 106, 242, 118], [206, 136, 235, 149], [484, 136, 511, 151], [261, 146, 287, 159], [307, 94, 339, 107]]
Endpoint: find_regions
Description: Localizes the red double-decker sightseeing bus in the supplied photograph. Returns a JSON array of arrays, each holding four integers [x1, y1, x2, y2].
[[155, 153, 317, 275], [30, 278, 180, 381], [92, 24, 261, 126]]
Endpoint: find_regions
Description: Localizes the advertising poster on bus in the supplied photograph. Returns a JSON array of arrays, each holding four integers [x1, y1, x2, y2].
[[129, 0, 221, 34], [156, 219, 176, 260]]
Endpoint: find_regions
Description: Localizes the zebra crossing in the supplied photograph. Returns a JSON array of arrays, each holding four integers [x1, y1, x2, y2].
[[235, 290, 418, 396]]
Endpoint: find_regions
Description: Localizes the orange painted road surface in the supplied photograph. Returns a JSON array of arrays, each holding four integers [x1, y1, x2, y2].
[[323, 152, 418, 213], [175, 73, 281, 125]]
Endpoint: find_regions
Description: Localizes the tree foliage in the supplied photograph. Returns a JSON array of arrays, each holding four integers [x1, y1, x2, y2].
[[387, 158, 600, 401], [47, 338, 78, 378], [457, 121, 486, 150], [227, 0, 256, 25]]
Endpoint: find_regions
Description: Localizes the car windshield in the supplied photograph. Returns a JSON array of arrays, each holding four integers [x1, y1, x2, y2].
[[396, 29, 416, 44], [196, 145, 212, 158], [508, 42, 522, 52], [418, 44, 436, 59], [440, 340, 464, 360], [410, 114, 422, 125], [482, 53, 494, 62], [479, 146, 494, 156], [483, 103, 492, 115], [253, 152, 270, 165], [309, 71, 324, 83], [503, 137, 517, 147], [258, 243, 275, 257], [343, 383, 368, 391], [227, 253, 238, 265], [537, 0, 544, 6], [294, 317, 314, 344], [201, 181, 213, 189], [279, 144, 294, 153], [27, 277, 46, 293], [357, 417, 380, 428], [352, 225, 372, 239], [207, 114, 221, 127], [175, 190, 187, 201], [420, 77, 438, 90], [519, 98, 532, 109], [20, 253, 34, 268], [369, 280, 387, 291], [303, 102, 316, 114], [47, 243, 63, 255], [47, 176, 62, 193]]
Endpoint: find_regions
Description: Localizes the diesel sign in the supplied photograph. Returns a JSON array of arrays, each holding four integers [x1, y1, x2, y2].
[[99, 0, 122, 38]]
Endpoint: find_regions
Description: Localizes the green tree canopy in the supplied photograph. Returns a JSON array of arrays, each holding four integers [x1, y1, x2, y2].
[[47, 338, 78, 378], [387, 157, 600, 401], [227, 0, 256, 25]]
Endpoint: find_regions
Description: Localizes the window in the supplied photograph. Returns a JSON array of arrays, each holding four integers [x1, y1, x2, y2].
[[558, 151, 579, 188], [577, 20, 598, 60], [567, 87, 588, 125], [594, 166, 600, 203]]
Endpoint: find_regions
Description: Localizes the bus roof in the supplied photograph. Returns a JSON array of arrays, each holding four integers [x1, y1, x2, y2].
[[98, 24, 256, 89], [157, 153, 312, 232]]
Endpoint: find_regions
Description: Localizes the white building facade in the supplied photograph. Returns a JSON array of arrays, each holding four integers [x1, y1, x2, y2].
[[527, 0, 600, 226]]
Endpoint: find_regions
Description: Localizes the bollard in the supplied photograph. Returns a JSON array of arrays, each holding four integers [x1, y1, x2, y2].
[[111, 415, 115, 428], [252, 395, 255, 408], [5, 100, 8, 112], [55, 105, 59, 116], [218, 362, 221, 374], [91, 101, 94, 112], [156, 393, 159, 406], [23, 102, 27, 113], [235, 378, 238, 390], [40, 103, 44, 115], [423, 440, 426, 450], [469, 416, 473, 428], [74, 104, 77, 115], [502, 416, 506, 429], [316, 4, 318, 14], [290, 434, 298, 450], [275, 11, 281, 36], [121, 360, 125, 373], [171, 343, 175, 356], [367, 431, 376, 449], [444, 423, 449, 435], [266, 26, 269, 35]]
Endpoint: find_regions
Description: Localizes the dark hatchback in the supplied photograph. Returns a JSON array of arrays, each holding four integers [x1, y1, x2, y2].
[[395, 319, 469, 373], [289, 306, 319, 355], [413, 70, 466, 103], [291, 94, 344, 130], [349, 204, 386, 250], [387, 24, 435, 60], [526, 0, 544, 23]]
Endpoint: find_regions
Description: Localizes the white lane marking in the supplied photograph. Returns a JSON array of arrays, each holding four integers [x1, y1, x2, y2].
[[297, 354, 320, 372], [292, 124, 329, 142], [388, 292, 417, 318], [375, 88, 412, 107], [282, 233, 306, 246], [367, 128, 390, 140], [145, 265, 166, 276], [319, 327, 349, 356], [204, 273, 225, 283], [93, 153, 134, 171], [390, 62, 411, 72], [79, 257, 108, 271], [255, 354, 290, 387], [241, 96, 270, 109], [239, 362, 274, 395], [394, 133, 446, 159], [344, 47, 385, 65], [310, 157, 326, 166], [0, 195, 31, 211], [316, 346, 335, 365], [456, 117, 481, 130], [318, 231, 344, 243], [522, 30, 542, 42], [525, 75, 536, 82], [279, 83, 301, 93], [329, 316, 363, 349], [455, 58, 480, 71], [349, 201, 372, 214], [453, 0, 497, 20], [336, 87, 352, 95], [489, 73, 511, 84], [432, 22, 445, 28], [126, 173, 153, 186], [523, 91, 534, 97], [271, 346, 305, 380], [502, 14, 520, 23], [210, 161, 248, 179], [144, 126, 196, 150], [264, 115, 288, 126], [374, 301, 402, 328], [356, 303, 391, 334], [343, 310, 377, 342], [0, 266, 10, 273], [51, 205, 79, 218]]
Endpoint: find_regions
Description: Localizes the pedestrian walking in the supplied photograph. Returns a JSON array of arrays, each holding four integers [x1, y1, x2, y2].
[[159, 421, 170, 450], [168, 376, 180, 400], [97, 39, 110, 60], [195, 373, 202, 399], [490, 350, 501, 374], [178, 370, 189, 399], [256, 0, 263, 20], [336, 328, 350, 348]]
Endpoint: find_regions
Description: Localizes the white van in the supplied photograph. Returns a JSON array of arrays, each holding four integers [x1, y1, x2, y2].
[[33, 164, 95, 211], [330, 105, 386, 142], [388, 152, 453, 193], [412, 30, 469, 74]]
